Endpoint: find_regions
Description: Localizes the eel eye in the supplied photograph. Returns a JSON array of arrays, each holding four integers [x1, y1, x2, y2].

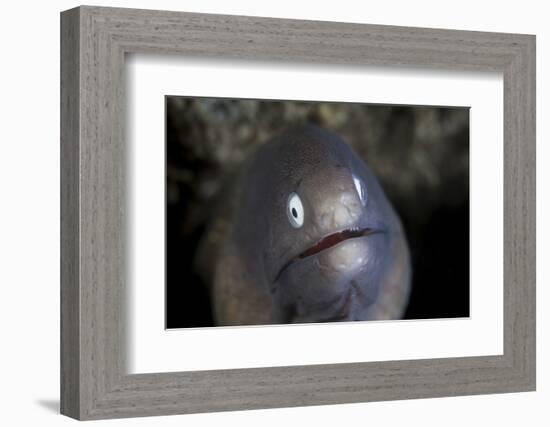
[[287, 192, 304, 228], [353, 175, 367, 206]]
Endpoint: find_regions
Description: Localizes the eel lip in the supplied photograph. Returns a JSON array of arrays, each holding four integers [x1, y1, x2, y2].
[[273, 226, 383, 284], [298, 227, 378, 260]]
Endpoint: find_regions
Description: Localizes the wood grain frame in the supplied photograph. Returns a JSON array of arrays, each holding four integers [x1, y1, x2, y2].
[[60, 5, 536, 420]]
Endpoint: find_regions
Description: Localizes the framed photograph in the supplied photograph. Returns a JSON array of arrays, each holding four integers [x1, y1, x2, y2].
[[60, 5, 535, 420]]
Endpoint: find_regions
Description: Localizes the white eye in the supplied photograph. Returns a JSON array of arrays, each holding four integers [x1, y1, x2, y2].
[[287, 192, 304, 228], [353, 175, 367, 206]]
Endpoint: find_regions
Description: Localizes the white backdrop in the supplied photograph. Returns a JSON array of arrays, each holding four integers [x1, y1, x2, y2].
[[0, 0, 546, 426], [128, 57, 503, 373]]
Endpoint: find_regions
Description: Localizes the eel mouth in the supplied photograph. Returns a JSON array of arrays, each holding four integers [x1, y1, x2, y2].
[[298, 227, 378, 260], [273, 226, 383, 284]]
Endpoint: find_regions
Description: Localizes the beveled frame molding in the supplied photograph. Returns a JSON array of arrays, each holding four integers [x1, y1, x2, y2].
[[60, 5, 536, 420]]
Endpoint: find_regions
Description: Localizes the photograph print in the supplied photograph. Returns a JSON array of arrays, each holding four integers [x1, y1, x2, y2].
[[165, 97, 470, 328]]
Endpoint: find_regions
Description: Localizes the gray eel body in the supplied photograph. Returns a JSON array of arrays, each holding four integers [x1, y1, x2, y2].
[[196, 124, 411, 326]]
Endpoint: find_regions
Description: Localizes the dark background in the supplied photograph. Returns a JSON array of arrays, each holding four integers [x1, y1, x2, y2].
[[165, 97, 470, 329]]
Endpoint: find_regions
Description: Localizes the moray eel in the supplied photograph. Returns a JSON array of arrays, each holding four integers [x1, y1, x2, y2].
[[196, 124, 411, 326]]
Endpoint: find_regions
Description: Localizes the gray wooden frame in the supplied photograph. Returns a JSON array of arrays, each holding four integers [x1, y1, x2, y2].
[[60, 5, 536, 420]]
